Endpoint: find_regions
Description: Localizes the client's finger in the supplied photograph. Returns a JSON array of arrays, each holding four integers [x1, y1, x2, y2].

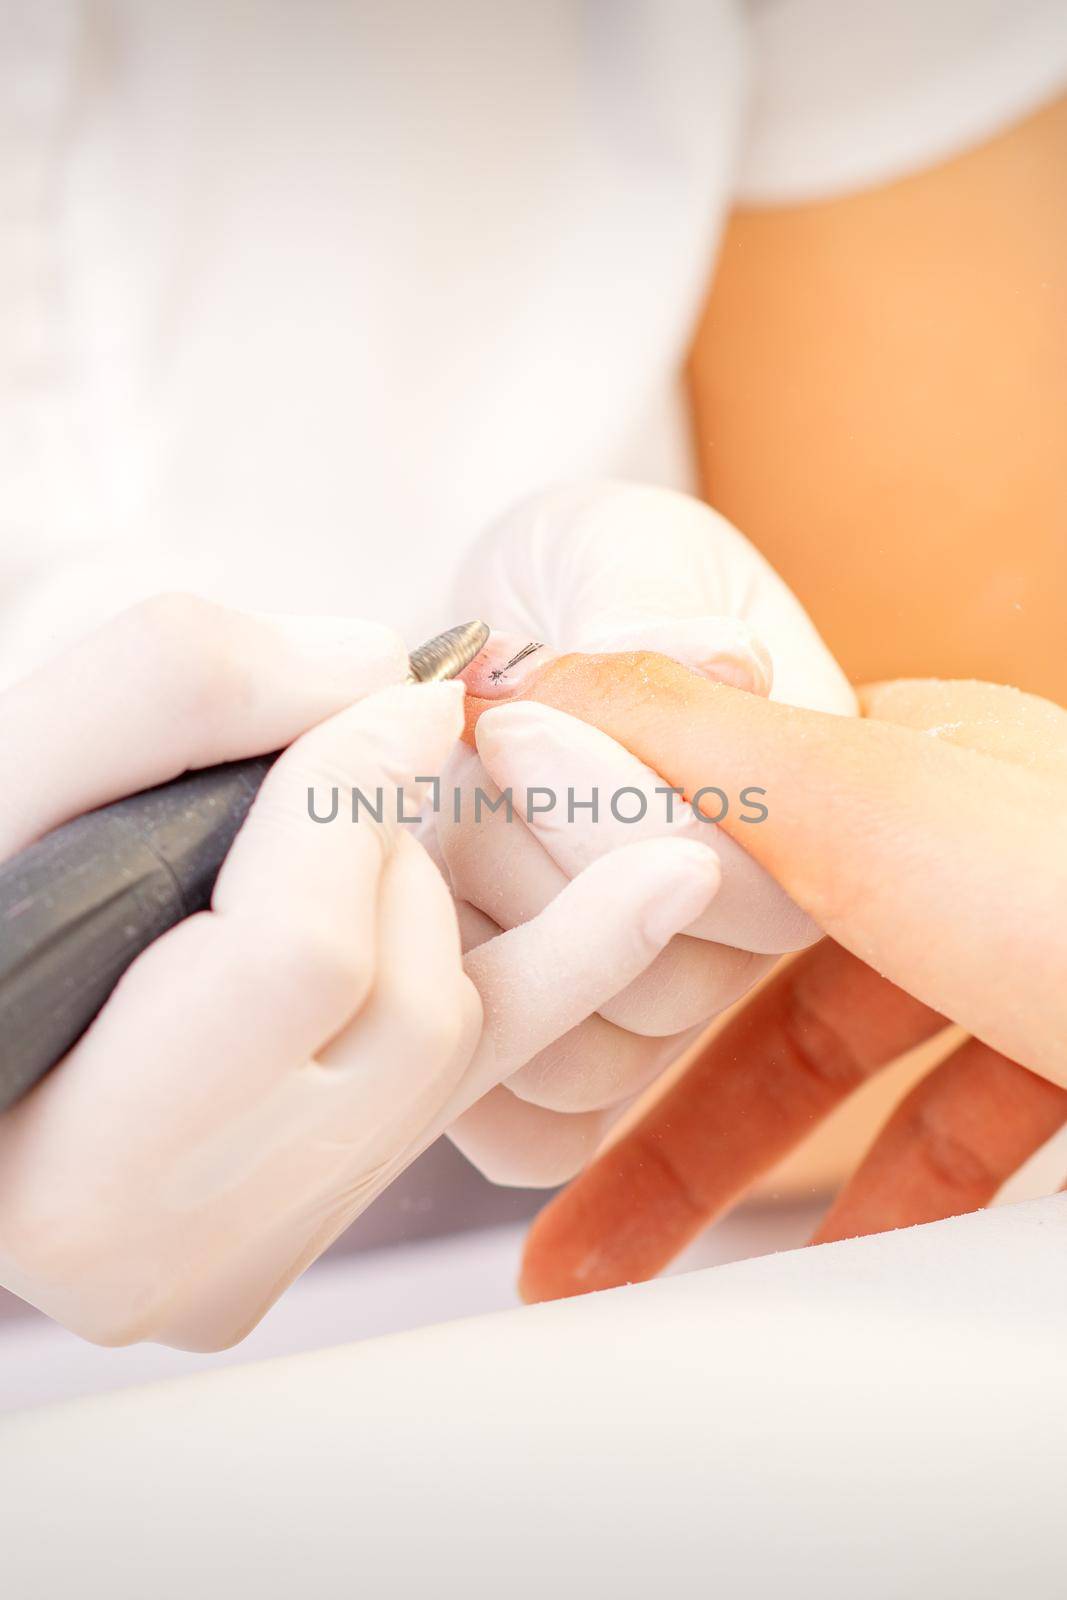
[[813, 1038, 1067, 1244], [475, 699, 819, 953], [519, 941, 945, 1302], [486, 653, 1067, 1076], [860, 679, 1067, 777], [574, 613, 772, 696]]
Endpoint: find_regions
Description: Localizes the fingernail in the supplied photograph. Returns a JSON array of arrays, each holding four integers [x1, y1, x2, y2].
[[462, 632, 556, 699]]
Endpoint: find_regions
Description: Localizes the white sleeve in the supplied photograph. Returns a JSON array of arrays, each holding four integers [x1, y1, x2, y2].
[[737, 0, 1067, 205]]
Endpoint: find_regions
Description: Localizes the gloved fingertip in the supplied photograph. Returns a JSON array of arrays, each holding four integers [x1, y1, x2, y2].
[[473, 696, 565, 760], [637, 838, 721, 945], [338, 679, 465, 786], [707, 634, 773, 698]]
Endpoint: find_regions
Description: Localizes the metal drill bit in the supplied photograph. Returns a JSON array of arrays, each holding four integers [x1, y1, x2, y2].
[[407, 620, 490, 683]]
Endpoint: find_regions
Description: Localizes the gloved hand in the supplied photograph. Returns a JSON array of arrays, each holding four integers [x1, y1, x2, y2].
[[0, 596, 719, 1350], [436, 482, 856, 1186]]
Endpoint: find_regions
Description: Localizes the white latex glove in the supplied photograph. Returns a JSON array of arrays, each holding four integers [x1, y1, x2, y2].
[[0, 596, 719, 1350], [439, 482, 857, 1186]]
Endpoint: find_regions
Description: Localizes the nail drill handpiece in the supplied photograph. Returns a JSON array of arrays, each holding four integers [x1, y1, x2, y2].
[[0, 621, 489, 1112]]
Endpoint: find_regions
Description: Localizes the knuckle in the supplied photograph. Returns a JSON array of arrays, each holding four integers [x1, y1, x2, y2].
[[791, 851, 865, 934], [276, 926, 375, 1019], [75, 1302, 166, 1349], [910, 1114, 998, 1199], [2, 1189, 128, 1310], [280, 747, 376, 807], [4, 1187, 239, 1349], [788, 794, 900, 933], [454, 1130, 577, 1190], [778, 979, 868, 1104], [125, 590, 225, 663], [629, 1122, 709, 1220], [126, 592, 252, 738]]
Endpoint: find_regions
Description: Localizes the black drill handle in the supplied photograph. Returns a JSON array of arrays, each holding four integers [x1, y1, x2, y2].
[[0, 754, 276, 1112]]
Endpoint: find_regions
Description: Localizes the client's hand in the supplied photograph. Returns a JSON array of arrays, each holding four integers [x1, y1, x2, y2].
[[492, 656, 1067, 1299], [0, 599, 718, 1347], [433, 483, 855, 1186]]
